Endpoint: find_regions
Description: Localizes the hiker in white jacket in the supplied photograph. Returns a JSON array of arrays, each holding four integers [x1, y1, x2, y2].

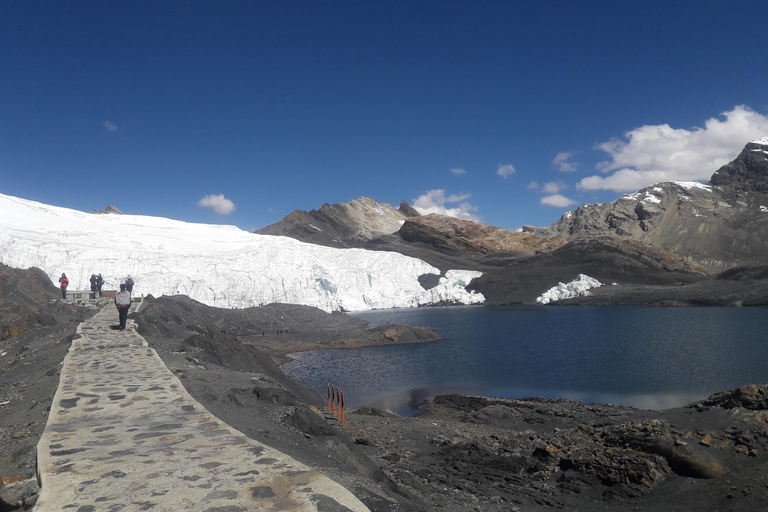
[[114, 283, 131, 331]]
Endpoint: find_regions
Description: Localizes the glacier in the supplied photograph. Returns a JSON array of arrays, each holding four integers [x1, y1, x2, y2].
[[536, 274, 602, 305], [0, 193, 484, 312]]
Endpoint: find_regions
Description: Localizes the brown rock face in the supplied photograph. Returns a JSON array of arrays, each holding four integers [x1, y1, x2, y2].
[[255, 197, 408, 248], [399, 214, 566, 258]]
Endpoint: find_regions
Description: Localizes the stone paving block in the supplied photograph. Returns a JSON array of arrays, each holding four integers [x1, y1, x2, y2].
[[35, 301, 370, 511]]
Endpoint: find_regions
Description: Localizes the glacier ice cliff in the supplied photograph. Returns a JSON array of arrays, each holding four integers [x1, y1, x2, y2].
[[0, 194, 484, 312], [536, 274, 602, 305]]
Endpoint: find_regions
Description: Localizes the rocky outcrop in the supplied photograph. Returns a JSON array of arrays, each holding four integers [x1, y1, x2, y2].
[[0, 264, 65, 340], [255, 197, 409, 248], [399, 214, 566, 258], [536, 138, 768, 272], [710, 137, 768, 194], [398, 200, 421, 218], [91, 205, 123, 214]]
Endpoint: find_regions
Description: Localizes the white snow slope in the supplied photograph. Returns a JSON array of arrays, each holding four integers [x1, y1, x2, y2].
[[0, 194, 484, 312]]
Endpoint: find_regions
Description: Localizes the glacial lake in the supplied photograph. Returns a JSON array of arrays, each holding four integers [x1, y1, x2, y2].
[[281, 305, 768, 415]]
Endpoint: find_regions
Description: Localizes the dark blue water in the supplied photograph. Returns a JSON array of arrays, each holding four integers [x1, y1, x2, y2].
[[282, 305, 768, 414]]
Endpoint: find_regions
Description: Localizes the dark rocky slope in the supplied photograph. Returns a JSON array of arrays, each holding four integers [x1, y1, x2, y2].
[[0, 263, 86, 341], [468, 237, 716, 304]]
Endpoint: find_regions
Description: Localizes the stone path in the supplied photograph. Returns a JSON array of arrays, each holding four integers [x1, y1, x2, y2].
[[34, 301, 370, 512]]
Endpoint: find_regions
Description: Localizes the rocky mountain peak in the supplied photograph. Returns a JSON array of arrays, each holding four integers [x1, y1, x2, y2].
[[536, 139, 768, 271], [255, 197, 409, 247], [709, 136, 768, 193], [398, 200, 421, 218], [91, 205, 124, 215]]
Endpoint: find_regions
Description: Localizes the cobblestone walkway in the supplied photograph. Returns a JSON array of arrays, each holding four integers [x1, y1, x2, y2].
[[35, 301, 370, 511]]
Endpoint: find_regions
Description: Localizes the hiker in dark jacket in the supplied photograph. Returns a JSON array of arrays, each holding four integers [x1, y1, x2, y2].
[[90, 274, 98, 297], [125, 275, 135, 293], [96, 274, 104, 297], [114, 283, 131, 330]]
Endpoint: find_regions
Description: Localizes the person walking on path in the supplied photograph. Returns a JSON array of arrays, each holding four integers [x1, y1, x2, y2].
[[114, 283, 131, 330], [58, 273, 69, 299], [125, 275, 134, 293], [96, 274, 104, 297]]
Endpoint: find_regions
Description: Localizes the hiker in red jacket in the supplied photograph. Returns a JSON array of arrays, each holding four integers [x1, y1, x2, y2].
[[58, 273, 69, 299]]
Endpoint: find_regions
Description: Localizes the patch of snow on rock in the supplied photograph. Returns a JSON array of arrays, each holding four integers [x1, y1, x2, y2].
[[750, 136, 768, 145], [643, 193, 661, 204], [675, 182, 712, 193], [536, 274, 602, 305]]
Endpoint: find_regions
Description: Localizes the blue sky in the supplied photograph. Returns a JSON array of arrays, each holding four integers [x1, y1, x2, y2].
[[2, 1, 768, 232]]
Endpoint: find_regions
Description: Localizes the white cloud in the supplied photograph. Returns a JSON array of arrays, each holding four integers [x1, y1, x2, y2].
[[541, 194, 577, 207], [104, 121, 118, 131], [541, 181, 567, 194], [412, 189, 480, 222], [527, 181, 540, 190], [579, 105, 768, 192], [450, 167, 466, 176], [552, 152, 577, 172], [496, 164, 517, 179], [198, 194, 236, 215]]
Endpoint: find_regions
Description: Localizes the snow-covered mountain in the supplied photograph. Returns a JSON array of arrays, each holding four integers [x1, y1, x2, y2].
[[0, 194, 484, 312]]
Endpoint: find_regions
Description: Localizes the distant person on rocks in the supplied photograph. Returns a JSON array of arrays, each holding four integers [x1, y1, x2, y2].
[[90, 274, 98, 297], [96, 274, 104, 297], [58, 273, 69, 299], [114, 283, 131, 331], [125, 275, 135, 293]]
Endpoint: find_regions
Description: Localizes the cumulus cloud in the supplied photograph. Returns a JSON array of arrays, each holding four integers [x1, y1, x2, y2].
[[496, 164, 517, 179], [527, 181, 540, 190], [412, 189, 480, 221], [552, 152, 577, 172], [198, 194, 236, 215], [104, 121, 118, 131], [450, 167, 466, 176], [541, 194, 577, 207], [579, 105, 768, 192], [542, 181, 567, 194]]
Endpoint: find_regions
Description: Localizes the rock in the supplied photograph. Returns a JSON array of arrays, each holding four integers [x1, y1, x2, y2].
[[695, 383, 768, 410], [666, 445, 726, 479]]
